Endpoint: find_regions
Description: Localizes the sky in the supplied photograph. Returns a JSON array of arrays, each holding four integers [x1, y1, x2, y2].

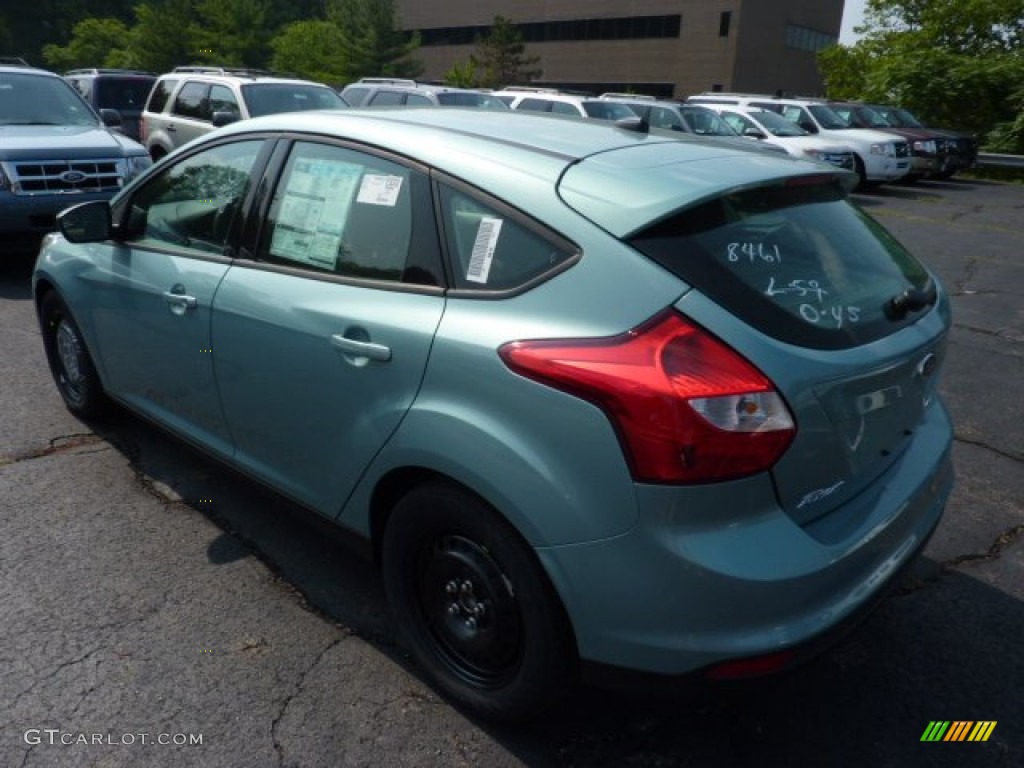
[[839, 0, 868, 44]]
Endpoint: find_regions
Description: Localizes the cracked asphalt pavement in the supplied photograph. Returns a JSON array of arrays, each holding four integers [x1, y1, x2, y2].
[[1, 178, 1021, 767]]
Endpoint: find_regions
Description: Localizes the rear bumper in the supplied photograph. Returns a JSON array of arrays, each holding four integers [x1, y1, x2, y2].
[[538, 398, 954, 682]]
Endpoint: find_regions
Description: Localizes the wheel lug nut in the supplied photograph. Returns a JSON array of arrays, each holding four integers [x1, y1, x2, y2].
[[465, 617, 477, 630], [448, 603, 460, 616], [445, 580, 458, 594]]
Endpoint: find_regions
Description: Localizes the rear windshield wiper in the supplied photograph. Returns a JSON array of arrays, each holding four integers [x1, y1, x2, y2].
[[885, 278, 937, 321]]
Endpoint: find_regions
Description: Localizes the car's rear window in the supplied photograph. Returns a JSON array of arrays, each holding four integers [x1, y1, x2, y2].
[[242, 83, 345, 116], [628, 181, 934, 349], [95, 77, 155, 111]]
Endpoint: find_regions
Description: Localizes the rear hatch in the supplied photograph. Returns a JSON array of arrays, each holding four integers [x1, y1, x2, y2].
[[559, 147, 949, 523]]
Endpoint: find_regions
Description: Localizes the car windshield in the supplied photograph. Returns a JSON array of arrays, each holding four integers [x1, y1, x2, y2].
[[241, 83, 345, 117], [681, 107, 738, 135], [751, 109, 808, 137], [891, 107, 925, 128], [0, 72, 98, 126], [582, 101, 637, 120], [807, 105, 850, 130], [436, 91, 509, 109], [628, 180, 932, 349], [95, 77, 155, 111], [852, 105, 891, 128]]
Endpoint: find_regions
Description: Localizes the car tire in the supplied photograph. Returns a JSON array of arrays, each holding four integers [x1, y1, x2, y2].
[[853, 156, 868, 191], [382, 481, 576, 721], [39, 291, 108, 419]]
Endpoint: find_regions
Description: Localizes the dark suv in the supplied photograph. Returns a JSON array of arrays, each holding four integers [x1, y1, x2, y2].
[[65, 68, 156, 142], [829, 101, 948, 181], [0, 63, 151, 252]]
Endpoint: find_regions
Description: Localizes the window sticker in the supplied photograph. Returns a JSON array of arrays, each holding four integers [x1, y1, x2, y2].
[[356, 174, 403, 206], [271, 158, 363, 269], [466, 217, 503, 284]]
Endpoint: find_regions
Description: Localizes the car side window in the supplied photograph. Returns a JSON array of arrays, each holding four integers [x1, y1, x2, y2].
[[517, 97, 551, 112], [146, 78, 178, 113], [650, 106, 684, 131], [123, 140, 262, 255], [173, 81, 209, 120], [368, 90, 404, 106], [551, 101, 578, 116], [723, 112, 754, 134], [406, 93, 433, 106], [258, 141, 442, 286], [439, 184, 575, 291], [209, 85, 239, 117]]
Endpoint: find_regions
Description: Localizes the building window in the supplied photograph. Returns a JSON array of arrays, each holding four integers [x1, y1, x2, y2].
[[417, 15, 682, 47], [784, 24, 838, 52], [719, 11, 731, 37]]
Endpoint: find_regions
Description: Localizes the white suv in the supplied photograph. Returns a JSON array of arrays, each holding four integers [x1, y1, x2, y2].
[[687, 93, 910, 187], [493, 87, 638, 122], [706, 105, 857, 172], [141, 67, 345, 160], [341, 78, 509, 109]]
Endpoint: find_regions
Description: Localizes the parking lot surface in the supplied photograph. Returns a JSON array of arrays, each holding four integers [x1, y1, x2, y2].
[[1, 177, 1021, 767]]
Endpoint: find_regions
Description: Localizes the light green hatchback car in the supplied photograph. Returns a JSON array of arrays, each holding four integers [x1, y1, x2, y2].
[[33, 108, 954, 721]]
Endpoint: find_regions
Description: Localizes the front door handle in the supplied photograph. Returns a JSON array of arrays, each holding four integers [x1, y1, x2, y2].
[[330, 333, 391, 362], [163, 289, 197, 316]]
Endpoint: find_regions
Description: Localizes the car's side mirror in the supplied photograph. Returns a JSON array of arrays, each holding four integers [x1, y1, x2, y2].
[[212, 110, 239, 127], [743, 128, 765, 139], [99, 108, 123, 128], [58, 200, 112, 243]]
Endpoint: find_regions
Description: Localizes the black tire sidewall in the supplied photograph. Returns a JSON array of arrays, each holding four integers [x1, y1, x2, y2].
[[382, 482, 576, 721], [39, 291, 106, 418]]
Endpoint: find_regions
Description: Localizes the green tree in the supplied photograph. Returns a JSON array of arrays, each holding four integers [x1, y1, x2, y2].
[[42, 18, 132, 71], [124, 0, 196, 72], [327, 0, 422, 80], [271, 20, 349, 85], [469, 16, 540, 88], [444, 58, 479, 88], [819, 0, 1024, 141], [191, 0, 273, 68]]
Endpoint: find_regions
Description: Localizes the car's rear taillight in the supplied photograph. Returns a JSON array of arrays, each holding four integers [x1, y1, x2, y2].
[[499, 310, 795, 483], [139, 117, 148, 144]]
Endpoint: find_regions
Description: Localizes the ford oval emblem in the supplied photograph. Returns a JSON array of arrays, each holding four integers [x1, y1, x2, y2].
[[917, 353, 938, 379], [60, 170, 87, 184]]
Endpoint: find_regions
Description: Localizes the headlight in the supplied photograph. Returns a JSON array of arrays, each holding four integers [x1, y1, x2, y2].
[[913, 140, 937, 154], [870, 143, 887, 156]]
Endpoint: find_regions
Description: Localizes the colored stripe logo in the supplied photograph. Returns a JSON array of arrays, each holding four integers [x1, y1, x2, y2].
[[921, 721, 997, 742]]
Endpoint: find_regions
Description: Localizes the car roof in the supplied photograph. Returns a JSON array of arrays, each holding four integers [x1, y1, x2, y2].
[[210, 108, 841, 237]]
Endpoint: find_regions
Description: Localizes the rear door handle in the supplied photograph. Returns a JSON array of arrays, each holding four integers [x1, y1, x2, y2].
[[330, 334, 391, 362]]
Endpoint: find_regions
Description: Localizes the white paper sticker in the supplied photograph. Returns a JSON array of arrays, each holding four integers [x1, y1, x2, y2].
[[270, 158, 362, 268], [466, 217, 503, 284], [357, 174, 404, 206]]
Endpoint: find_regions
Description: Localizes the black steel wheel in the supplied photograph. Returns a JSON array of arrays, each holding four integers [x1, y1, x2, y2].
[[383, 482, 576, 721], [39, 290, 107, 418]]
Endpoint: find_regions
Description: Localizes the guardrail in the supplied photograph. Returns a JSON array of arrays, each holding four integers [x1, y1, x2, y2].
[[977, 152, 1024, 168]]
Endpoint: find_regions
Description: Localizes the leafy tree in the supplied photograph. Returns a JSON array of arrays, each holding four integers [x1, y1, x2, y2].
[[444, 58, 480, 88], [42, 18, 132, 71], [124, 0, 196, 72], [327, 0, 422, 81], [191, 0, 273, 68], [469, 16, 540, 88], [819, 0, 1024, 142], [271, 20, 349, 85]]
